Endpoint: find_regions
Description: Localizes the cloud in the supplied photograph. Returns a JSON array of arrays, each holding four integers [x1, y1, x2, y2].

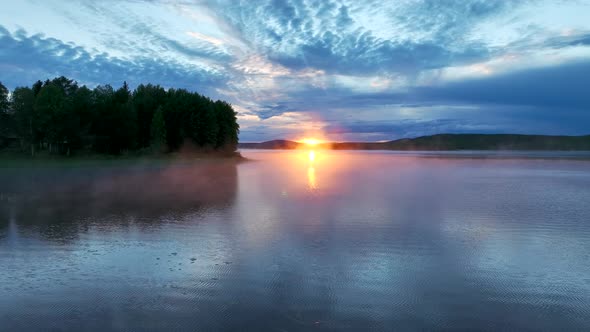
[[74, 1, 233, 64], [236, 60, 590, 140], [0, 26, 226, 93], [323, 118, 503, 140], [320, 104, 590, 140], [2, 0, 590, 141], [417, 60, 590, 109], [186, 31, 224, 46], [249, 59, 590, 114], [200, 0, 526, 76], [257, 103, 298, 120], [388, 0, 524, 42], [545, 33, 590, 49]]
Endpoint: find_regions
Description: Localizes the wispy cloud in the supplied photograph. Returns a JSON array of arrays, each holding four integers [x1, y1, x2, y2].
[[0, 26, 226, 93]]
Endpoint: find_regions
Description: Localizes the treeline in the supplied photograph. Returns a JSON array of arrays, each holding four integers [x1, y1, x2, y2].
[[0, 77, 239, 155]]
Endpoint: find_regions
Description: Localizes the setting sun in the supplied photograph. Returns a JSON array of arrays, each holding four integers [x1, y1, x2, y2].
[[299, 138, 323, 146]]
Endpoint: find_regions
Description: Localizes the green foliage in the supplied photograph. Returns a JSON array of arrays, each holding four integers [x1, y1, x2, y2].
[[32, 80, 43, 96], [0, 82, 13, 144], [214, 100, 240, 151], [0, 81, 9, 114], [71, 86, 93, 150], [1, 76, 240, 156], [34, 83, 66, 151], [134, 84, 167, 148], [151, 106, 167, 151], [204, 102, 220, 147], [90, 84, 137, 154], [11, 87, 35, 154]]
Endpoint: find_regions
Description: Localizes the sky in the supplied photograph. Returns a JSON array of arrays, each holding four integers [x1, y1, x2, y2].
[[1, 0, 589, 142]]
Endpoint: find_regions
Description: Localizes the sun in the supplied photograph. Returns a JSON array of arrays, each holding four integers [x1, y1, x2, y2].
[[299, 138, 323, 146]]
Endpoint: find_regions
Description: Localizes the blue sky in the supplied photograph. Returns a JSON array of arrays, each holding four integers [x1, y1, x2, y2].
[[1, 0, 589, 141]]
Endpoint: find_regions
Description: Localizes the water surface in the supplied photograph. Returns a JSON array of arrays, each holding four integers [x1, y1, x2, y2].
[[1, 150, 590, 331]]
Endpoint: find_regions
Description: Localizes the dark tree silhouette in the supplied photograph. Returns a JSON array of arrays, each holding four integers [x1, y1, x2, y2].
[[134, 84, 167, 149], [0, 82, 8, 113], [0, 82, 13, 148], [1, 77, 239, 155], [151, 105, 167, 152], [11, 87, 36, 155]]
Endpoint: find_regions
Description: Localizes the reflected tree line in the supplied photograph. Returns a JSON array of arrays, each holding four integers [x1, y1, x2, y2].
[[0, 161, 238, 243], [0, 78, 239, 155]]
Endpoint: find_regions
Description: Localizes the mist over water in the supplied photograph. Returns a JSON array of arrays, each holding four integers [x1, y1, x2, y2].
[[1, 151, 590, 331]]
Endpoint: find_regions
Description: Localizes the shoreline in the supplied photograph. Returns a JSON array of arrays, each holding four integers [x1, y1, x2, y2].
[[239, 148, 590, 161], [0, 151, 248, 168]]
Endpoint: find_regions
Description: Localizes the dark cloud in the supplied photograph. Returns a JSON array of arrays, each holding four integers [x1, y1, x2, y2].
[[266, 60, 590, 113], [417, 61, 590, 109], [323, 119, 503, 139], [320, 104, 590, 141], [257, 102, 298, 119]]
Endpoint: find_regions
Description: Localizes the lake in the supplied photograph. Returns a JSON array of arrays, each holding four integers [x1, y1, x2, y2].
[[1, 150, 590, 331]]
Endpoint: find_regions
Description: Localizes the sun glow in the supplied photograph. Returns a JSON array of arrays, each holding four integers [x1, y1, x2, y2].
[[300, 138, 323, 146], [297, 135, 325, 191]]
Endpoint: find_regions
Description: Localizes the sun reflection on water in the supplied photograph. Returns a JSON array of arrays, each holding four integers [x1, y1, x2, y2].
[[307, 150, 318, 190], [307, 166, 317, 190]]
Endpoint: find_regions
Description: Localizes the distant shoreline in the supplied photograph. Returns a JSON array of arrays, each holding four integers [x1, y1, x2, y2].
[[239, 134, 590, 151]]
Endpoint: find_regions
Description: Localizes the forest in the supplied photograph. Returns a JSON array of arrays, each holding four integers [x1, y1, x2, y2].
[[0, 77, 239, 156]]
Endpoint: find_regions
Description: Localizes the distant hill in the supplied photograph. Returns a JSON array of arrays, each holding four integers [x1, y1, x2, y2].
[[238, 140, 302, 149], [239, 134, 590, 151]]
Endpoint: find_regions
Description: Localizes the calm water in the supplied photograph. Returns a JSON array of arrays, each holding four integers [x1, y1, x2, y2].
[[1, 150, 590, 331]]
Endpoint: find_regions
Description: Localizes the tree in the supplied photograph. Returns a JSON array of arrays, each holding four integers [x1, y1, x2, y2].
[[215, 100, 239, 151], [151, 105, 167, 152], [162, 88, 189, 151], [107, 83, 137, 154], [114, 81, 130, 104], [0, 82, 13, 147], [11, 87, 35, 155], [112, 99, 137, 153], [49, 76, 78, 97], [91, 83, 137, 154], [133, 83, 167, 148], [90, 84, 115, 153], [32, 80, 43, 97], [36, 79, 84, 155], [0, 82, 9, 114], [203, 102, 219, 148], [71, 86, 94, 151], [1, 76, 240, 155], [34, 83, 66, 153]]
